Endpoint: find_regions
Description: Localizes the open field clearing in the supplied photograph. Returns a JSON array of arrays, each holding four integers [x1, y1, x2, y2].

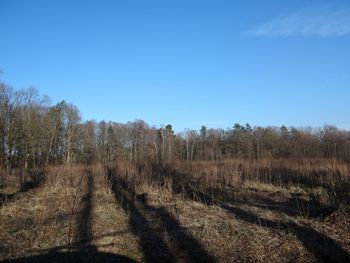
[[2, 1, 350, 262], [1, 160, 349, 263]]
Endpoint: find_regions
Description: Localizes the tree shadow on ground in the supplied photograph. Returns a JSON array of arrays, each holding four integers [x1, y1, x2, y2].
[[2, 169, 137, 263], [106, 166, 175, 263], [2, 250, 138, 263], [240, 194, 335, 219], [153, 163, 339, 214], [221, 204, 350, 263], [73, 169, 94, 247], [162, 164, 336, 219], [158, 166, 350, 263], [143, 201, 215, 262], [0, 169, 45, 207], [106, 165, 215, 263], [248, 167, 328, 187]]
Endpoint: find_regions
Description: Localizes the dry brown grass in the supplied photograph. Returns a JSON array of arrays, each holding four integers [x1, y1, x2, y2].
[[0, 159, 349, 262]]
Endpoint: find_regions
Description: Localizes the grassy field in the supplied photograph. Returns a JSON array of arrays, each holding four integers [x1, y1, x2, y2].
[[0, 159, 349, 262]]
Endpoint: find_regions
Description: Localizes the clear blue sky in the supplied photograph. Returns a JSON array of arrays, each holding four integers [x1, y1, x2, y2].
[[1, 0, 349, 131]]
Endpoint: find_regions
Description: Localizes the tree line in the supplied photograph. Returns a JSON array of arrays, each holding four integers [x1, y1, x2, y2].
[[1, 83, 350, 170]]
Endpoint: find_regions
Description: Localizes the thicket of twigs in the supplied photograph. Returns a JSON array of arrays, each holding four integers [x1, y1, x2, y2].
[[102, 158, 350, 209], [1, 158, 349, 209], [1, 158, 350, 262]]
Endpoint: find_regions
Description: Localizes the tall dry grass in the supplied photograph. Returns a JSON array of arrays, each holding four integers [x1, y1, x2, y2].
[[104, 158, 350, 209]]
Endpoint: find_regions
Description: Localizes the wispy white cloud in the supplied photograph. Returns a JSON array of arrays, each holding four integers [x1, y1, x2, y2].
[[248, 6, 350, 37]]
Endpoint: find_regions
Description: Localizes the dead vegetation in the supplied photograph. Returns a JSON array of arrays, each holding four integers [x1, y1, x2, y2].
[[0, 159, 349, 262]]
